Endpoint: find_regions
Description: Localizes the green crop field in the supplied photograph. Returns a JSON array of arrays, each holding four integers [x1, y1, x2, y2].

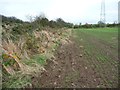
[[72, 27, 118, 87]]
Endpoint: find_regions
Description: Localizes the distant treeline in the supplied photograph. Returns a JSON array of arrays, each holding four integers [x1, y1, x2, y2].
[[1, 14, 118, 29], [73, 23, 118, 29]]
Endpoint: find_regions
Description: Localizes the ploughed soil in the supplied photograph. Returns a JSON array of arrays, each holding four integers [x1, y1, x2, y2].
[[31, 33, 118, 88]]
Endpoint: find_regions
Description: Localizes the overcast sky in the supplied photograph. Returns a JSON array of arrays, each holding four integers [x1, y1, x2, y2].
[[0, 0, 119, 24]]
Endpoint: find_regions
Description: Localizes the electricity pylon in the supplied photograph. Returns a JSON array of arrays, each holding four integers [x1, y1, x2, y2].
[[100, 0, 106, 27]]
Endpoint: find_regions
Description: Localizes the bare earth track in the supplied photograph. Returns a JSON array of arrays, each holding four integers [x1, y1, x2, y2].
[[32, 30, 118, 88]]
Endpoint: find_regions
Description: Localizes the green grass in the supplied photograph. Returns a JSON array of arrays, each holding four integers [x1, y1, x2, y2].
[[2, 72, 31, 88], [23, 54, 47, 66], [31, 54, 47, 66]]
